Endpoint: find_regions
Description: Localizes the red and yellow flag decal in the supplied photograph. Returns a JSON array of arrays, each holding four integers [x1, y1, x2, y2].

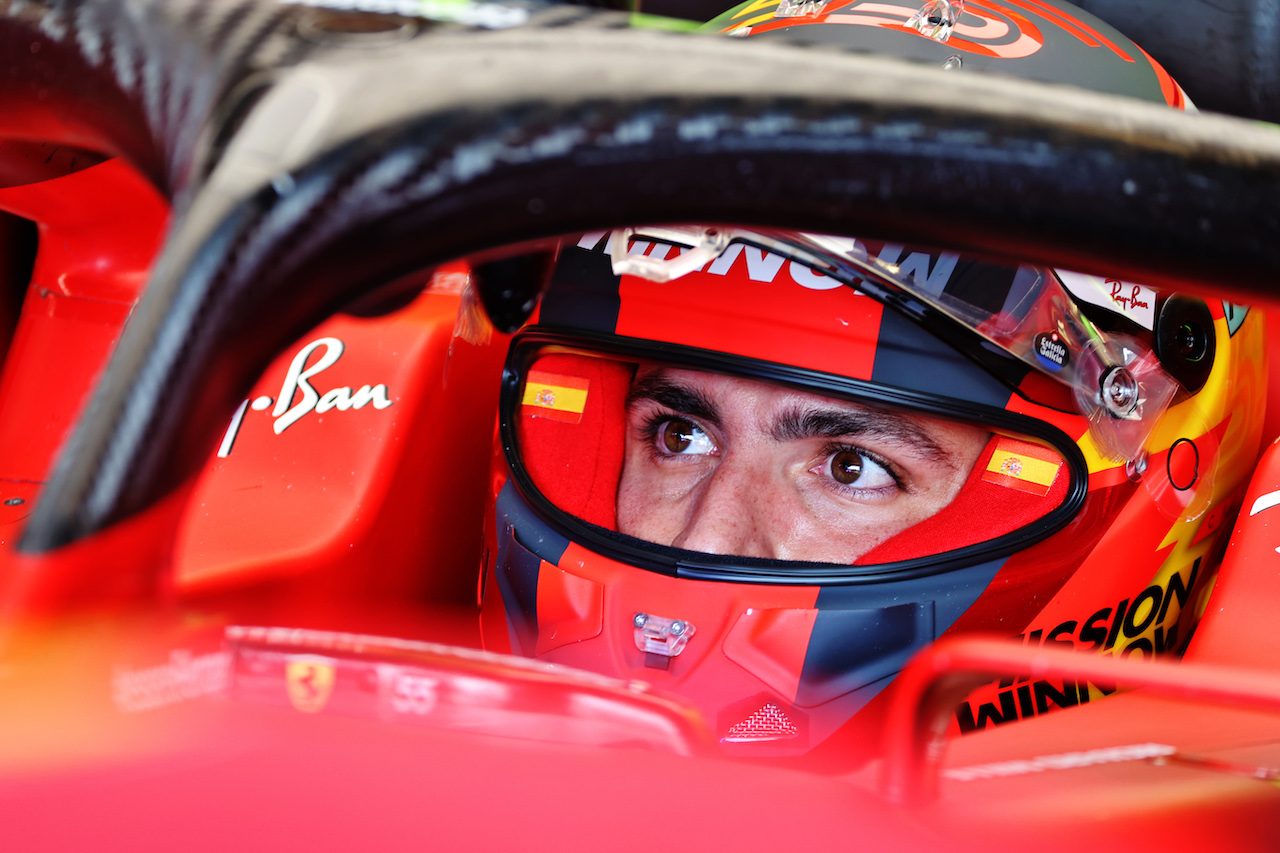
[[982, 437, 1062, 497], [522, 371, 589, 424]]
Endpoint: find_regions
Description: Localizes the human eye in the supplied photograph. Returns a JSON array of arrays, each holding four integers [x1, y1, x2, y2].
[[642, 415, 717, 457], [813, 444, 901, 496]]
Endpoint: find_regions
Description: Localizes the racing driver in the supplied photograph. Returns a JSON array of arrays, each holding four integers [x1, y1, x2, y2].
[[476, 0, 1267, 758]]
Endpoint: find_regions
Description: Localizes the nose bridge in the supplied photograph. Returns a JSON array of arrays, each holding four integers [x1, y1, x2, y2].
[[674, 447, 777, 558]]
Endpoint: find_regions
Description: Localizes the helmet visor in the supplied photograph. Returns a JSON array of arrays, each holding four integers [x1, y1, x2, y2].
[[503, 338, 1087, 581], [611, 226, 1178, 464]]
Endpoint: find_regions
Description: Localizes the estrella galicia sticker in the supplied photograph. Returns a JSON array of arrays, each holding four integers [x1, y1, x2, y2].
[[1034, 332, 1069, 371], [1223, 302, 1249, 336]]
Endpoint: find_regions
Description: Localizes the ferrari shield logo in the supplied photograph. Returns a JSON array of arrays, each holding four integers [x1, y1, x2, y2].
[[285, 656, 336, 714]]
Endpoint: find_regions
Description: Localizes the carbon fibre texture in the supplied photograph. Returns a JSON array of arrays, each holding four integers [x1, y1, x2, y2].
[[0, 0, 317, 193]]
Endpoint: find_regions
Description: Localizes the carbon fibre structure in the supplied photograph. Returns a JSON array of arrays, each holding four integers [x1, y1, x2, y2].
[[3, 0, 1280, 567], [0, 0, 309, 195]]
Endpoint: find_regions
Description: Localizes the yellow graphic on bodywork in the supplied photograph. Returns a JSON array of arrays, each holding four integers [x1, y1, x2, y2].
[[286, 657, 336, 714]]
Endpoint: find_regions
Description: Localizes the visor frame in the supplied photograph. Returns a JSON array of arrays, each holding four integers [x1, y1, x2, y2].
[[501, 329, 1090, 585]]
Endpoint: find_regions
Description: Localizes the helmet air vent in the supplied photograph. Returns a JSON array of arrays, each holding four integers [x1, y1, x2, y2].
[[905, 0, 965, 43], [722, 703, 800, 743]]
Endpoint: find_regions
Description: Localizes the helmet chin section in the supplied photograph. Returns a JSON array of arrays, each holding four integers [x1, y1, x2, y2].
[[472, 1, 1261, 757], [482, 483, 1009, 755]]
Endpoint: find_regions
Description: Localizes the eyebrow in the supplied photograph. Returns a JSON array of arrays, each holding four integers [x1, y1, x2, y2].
[[626, 372, 721, 427], [773, 407, 953, 467], [626, 370, 954, 468]]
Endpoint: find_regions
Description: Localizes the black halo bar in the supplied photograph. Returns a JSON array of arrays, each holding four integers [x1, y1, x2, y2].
[[3, 0, 1280, 553]]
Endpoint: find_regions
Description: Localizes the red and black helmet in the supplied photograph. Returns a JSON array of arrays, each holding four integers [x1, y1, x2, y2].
[[477, 1, 1263, 756]]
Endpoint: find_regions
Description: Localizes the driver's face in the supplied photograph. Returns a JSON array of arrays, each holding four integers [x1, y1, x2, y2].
[[616, 367, 989, 562]]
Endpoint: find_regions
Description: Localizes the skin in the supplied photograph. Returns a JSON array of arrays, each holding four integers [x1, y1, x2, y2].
[[615, 366, 990, 563]]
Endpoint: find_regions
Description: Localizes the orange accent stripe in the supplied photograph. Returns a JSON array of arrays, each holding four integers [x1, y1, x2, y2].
[[940, 37, 998, 57], [991, 0, 1095, 46], [989, 0, 1134, 62], [965, 0, 1044, 58], [1135, 43, 1184, 108], [1088, 465, 1130, 490]]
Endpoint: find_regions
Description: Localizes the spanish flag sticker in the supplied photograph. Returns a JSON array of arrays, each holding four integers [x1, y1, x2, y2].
[[522, 370, 590, 424], [982, 437, 1062, 497]]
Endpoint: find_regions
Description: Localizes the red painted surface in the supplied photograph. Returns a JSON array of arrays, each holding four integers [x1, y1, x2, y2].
[[883, 635, 1280, 805], [173, 274, 510, 614], [0, 159, 166, 486], [0, 76, 1278, 853], [1180, 426, 1280, 669], [0, 160, 510, 630], [1260, 308, 1280, 442]]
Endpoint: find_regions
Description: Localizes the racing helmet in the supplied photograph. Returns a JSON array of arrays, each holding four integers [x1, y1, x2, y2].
[[477, 1, 1267, 757]]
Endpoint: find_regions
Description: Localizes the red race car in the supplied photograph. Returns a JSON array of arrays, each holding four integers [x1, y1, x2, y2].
[[2, 0, 1280, 849]]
